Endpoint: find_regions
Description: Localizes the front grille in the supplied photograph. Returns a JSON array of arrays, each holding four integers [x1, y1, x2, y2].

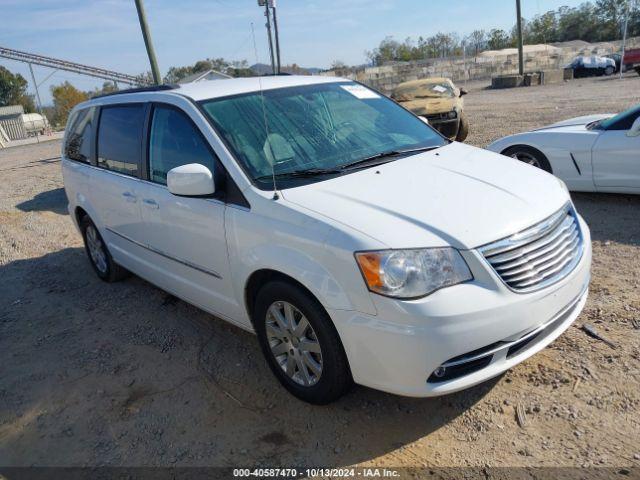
[[425, 111, 456, 122], [479, 204, 583, 292]]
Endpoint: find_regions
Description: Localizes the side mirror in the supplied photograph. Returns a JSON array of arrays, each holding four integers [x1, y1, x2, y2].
[[459, 87, 468, 96], [627, 117, 640, 138], [167, 163, 215, 197]]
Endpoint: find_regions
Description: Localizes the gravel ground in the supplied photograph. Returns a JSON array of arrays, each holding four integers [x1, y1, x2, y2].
[[1, 74, 639, 470]]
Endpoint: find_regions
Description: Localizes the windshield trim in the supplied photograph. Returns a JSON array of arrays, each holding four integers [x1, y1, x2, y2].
[[194, 80, 448, 191]]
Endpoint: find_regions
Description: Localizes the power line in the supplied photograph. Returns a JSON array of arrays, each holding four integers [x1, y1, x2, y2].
[[0, 45, 148, 86]]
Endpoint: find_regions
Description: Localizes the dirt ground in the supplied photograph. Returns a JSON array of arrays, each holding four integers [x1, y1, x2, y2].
[[1, 74, 639, 471]]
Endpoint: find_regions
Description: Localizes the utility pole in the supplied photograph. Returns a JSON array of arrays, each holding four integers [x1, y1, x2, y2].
[[516, 0, 524, 76], [620, 0, 630, 79], [28, 63, 43, 142], [461, 40, 467, 85], [27, 63, 43, 116], [271, 0, 282, 73], [134, 0, 162, 85], [263, 1, 276, 74]]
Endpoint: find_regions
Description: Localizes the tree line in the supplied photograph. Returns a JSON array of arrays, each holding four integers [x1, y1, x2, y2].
[[365, 0, 639, 65]]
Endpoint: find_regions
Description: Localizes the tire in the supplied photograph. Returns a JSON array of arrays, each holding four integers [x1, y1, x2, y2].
[[604, 66, 614, 76], [502, 145, 552, 173], [455, 113, 469, 142], [80, 215, 129, 282], [253, 280, 352, 404]]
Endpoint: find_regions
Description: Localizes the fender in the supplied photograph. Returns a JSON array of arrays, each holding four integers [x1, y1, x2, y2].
[[236, 243, 355, 317]]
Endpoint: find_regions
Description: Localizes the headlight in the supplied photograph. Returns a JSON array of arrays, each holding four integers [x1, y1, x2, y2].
[[355, 248, 473, 299], [447, 110, 457, 119]]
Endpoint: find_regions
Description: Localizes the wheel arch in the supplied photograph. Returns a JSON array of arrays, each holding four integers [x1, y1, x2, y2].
[[245, 269, 329, 328], [72, 199, 105, 233], [74, 206, 89, 226]]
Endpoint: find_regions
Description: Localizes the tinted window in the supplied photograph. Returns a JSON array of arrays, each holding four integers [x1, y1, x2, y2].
[[97, 104, 145, 175], [601, 104, 640, 131], [148, 106, 217, 185], [64, 107, 95, 163]]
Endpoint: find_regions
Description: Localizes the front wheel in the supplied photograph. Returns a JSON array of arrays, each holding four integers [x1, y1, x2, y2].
[[455, 113, 469, 142], [502, 145, 552, 173], [253, 280, 352, 404], [604, 66, 614, 76]]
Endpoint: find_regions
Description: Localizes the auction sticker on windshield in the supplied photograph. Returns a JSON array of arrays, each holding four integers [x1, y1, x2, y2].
[[340, 84, 381, 99]]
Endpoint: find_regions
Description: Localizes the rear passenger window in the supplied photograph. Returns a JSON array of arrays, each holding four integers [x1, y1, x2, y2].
[[64, 107, 95, 163], [97, 104, 145, 176], [148, 106, 217, 185]]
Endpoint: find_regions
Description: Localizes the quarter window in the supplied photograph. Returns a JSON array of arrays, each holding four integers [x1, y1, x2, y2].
[[148, 106, 217, 185], [97, 104, 145, 176], [64, 107, 95, 163]]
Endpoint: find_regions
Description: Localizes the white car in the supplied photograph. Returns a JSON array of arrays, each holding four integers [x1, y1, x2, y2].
[[487, 105, 640, 194], [62, 76, 591, 404]]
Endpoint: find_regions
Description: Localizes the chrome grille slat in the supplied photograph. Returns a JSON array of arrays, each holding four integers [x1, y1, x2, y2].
[[479, 207, 568, 257], [499, 234, 579, 278], [505, 245, 577, 284], [488, 216, 575, 264], [479, 205, 584, 292], [513, 252, 577, 288], [494, 227, 579, 272]]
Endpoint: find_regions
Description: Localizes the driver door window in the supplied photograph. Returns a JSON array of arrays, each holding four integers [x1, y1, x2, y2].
[[148, 106, 217, 184]]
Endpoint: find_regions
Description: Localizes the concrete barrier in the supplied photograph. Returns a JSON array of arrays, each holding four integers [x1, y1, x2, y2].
[[541, 69, 564, 84], [491, 74, 524, 89]]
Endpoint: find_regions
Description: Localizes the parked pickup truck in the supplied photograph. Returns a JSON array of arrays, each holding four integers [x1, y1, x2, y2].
[[622, 48, 640, 75]]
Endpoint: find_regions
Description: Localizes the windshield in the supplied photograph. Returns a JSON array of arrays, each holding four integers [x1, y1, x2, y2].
[[200, 82, 447, 189], [597, 104, 640, 131], [393, 81, 455, 101]]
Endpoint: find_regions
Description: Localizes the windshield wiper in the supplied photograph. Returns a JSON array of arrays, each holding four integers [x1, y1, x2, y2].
[[339, 146, 441, 171], [253, 146, 440, 182], [254, 167, 343, 182]]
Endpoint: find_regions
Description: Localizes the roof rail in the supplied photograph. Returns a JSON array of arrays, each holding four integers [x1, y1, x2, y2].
[[91, 84, 179, 99]]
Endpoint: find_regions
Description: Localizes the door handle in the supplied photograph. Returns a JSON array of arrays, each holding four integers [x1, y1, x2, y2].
[[142, 198, 159, 209], [122, 192, 137, 203]]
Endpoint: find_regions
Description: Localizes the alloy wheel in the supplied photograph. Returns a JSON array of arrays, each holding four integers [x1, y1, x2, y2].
[[86, 225, 108, 274], [265, 301, 323, 386], [510, 151, 541, 168]]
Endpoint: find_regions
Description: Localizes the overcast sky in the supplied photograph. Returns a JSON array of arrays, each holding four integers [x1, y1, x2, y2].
[[1, 0, 585, 105]]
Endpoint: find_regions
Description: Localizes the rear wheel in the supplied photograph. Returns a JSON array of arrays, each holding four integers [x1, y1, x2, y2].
[[253, 280, 352, 404], [80, 215, 129, 282], [502, 145, 552, 173], [455, 113, 469, 142]]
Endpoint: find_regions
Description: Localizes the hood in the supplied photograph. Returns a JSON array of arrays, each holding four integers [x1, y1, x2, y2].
[[281, 142, 569, 250], [397, 97, 460, 116], [538, 114, 613, 130]]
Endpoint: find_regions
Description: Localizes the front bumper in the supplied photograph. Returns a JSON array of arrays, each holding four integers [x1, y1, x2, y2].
[[328, 216, 591, 397]]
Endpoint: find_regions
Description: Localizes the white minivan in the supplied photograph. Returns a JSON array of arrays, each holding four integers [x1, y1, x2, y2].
[[62, 76, 591, 404]]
